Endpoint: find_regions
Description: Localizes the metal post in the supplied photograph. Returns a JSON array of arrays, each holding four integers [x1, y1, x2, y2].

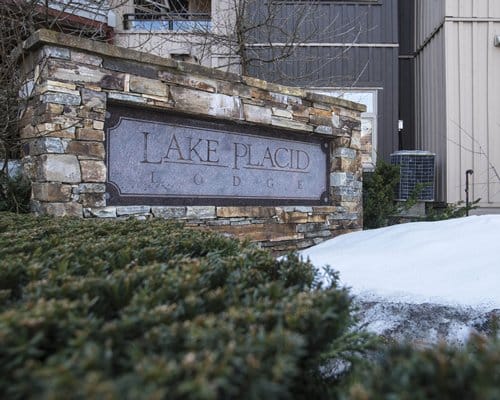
[[465, 169, 473, 216]]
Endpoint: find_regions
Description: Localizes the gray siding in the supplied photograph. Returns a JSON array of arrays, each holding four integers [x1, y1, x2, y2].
[[246, 0, 399, 160], [248, 0, 397, 44], [398, 0, 416, 150], [415, 29, 447, 202], [398, 0, 415, 54], [416, 0, 446, 48], [246, 46, 396, 87], [398, 58, 415, 150]]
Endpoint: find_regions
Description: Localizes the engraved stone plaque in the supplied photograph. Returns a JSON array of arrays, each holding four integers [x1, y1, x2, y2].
[[106, 106, 329, 205]]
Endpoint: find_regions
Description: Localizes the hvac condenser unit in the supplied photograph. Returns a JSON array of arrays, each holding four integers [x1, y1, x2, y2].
[[390, 151, 435, 201]]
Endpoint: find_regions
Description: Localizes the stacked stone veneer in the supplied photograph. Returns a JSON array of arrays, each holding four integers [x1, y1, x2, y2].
[[19, 30, 365, 252]]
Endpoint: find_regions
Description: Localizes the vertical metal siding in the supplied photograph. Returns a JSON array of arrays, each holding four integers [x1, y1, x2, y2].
[[399, 0, 416, 149], [490, 0, 500, 16], [487, 21, 500, 206], [246, 46, 399, 160], [414, 0, 448, 199], [398, 59, 415, 149], [414, 0, 500, 207], [248, 1, 397, 44], [445, 19, 500, 207], [247, 0, 399, 160], [247, 46, 395, 86], [416, 0, 446, 48], [446, 0, 500, 18], [399, 0, 415, 54], [415, 29, 447, 201]]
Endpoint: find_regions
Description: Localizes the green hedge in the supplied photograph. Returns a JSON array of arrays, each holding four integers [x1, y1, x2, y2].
[[0, 173, 31, 213], [347, 334, 500, 400], [0, 213, 361, 399], [362, 161, 400, 229]]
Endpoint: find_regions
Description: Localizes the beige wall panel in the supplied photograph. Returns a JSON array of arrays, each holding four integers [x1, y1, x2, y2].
[[445, 0, 475, 17], [444, 21, 462, 203], [489, 0, 500, 17], [445, 20, 500, 207], [444, 0, 458, 17], [470, 22, 491, 204], [415, 30, 447, 201], [487, 22, 500, 205], [458, 0, 473, 17], [457, 22, 474, 204], [446, 0, 500, 18], [473, 0, 489, 17]]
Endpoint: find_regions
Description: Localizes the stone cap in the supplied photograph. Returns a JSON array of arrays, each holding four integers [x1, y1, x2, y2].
[[22, 29, 366, 113], [304, 92, 367, 112]]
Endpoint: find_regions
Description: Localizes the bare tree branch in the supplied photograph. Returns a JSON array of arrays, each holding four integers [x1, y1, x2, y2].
[[114, 0, 370, 82], [0, 0, 126, 172], [449, 120, 500, 183]]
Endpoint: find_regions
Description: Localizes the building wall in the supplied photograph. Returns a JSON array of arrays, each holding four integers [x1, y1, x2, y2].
[[415, 0, 446, 47], [246, 0, 400, 162], [445, 0, 500, 18], [112, 0, 219, 68], [398, 0, 416, 150], [414, 27, 447, 202], [444, 18, 500, 207], [414, 0, 500, 207]]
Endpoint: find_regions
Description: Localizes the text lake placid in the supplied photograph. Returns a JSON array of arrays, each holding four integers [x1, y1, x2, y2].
[[106, 109, 329, 205]]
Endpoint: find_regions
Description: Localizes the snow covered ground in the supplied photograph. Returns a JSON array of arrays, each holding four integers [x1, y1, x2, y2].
[[300, 215, 500, 344]]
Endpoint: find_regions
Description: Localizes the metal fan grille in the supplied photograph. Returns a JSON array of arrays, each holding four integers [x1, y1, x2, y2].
[[391, 151, 435, 201]]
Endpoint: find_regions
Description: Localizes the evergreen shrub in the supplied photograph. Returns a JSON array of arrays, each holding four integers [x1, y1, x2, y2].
[[425, 198, 481, 221], [0, 213, 361, 400], [347, 334, 500, 400], [0, 172, 31, 213], [362, 160, 400, 229]]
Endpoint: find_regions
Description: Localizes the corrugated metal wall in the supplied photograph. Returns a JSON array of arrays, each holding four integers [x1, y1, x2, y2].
[[445, 0, 500, 18], [416, 0, 445, 47], [246, 0, 399, 161], [415, 28, 447, 202], [247, 0, 398, 44], [414, 0, 500, 207], [445, 19, 500, 207], [247, 46, 397, 87], [413, 0, 447, 202], [399, 0, 416, 150], [247, 46, 398, 161]]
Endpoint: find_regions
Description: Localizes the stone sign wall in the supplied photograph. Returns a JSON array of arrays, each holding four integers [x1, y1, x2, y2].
[[19, 30, 365, 252]]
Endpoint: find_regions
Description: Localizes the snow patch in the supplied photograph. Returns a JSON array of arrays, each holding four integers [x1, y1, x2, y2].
[[301, 215, 500, 310], [300, 216, 500, 344]]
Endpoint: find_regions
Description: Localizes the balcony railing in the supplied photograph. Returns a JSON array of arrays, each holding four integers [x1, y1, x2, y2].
[[123, 13, 211, 32]]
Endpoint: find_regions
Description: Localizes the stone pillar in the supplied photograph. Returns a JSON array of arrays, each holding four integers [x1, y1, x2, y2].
[[19, 45, 108, 216]]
